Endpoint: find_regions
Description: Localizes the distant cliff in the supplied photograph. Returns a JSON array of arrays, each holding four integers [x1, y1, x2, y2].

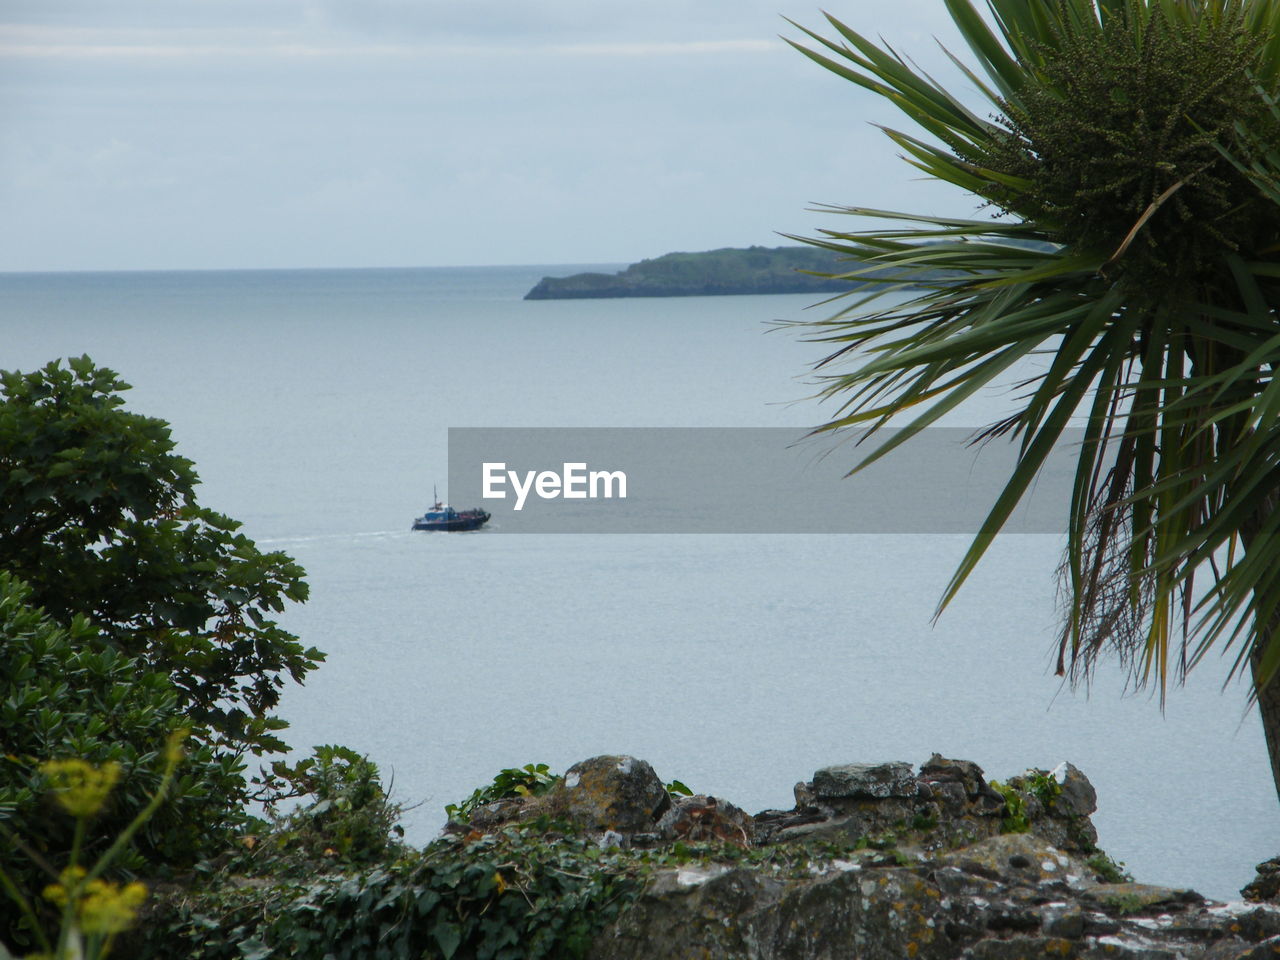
[[524, 246, 860, 300]]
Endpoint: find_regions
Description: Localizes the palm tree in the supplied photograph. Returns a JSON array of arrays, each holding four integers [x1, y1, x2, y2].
[[786, 0, 1280, 801]]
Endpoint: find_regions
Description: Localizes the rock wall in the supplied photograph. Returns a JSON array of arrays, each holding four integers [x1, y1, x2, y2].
[[449, 754, 1280, 960]]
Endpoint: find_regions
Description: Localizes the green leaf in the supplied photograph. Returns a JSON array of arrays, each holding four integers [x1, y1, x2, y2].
[[433, 921, 463, 959], [238, 937, 274, 960], [665, 779, 693, 797]]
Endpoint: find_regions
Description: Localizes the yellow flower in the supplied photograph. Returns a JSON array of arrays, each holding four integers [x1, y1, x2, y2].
[[42, 865, 87, 906], [41, 883, 68, 907], [40, 760, 120, 818], [164, 728, 189, 766], [76, 879, 148, 935]]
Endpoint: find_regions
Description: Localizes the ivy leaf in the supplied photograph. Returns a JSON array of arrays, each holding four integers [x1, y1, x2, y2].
[[238, 938, 273, 960], [432, 921, 463, 959]]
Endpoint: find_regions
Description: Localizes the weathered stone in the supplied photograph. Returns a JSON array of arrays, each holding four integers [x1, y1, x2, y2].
[[1052, 762, 1098, 819], [1244, 857, 1280, 903], [991, 766, 1100, 855], [982, 901, 1041, 932], [591, 865, 785, 959], [1081, 911, 1121, 936], [430, 753, 1279, 960], [769, 798, 922, 847], [586, 838, 1267, 960], [766, 812, 869, 845], [464, 797, 525, 831], [1041, 902, 1086, 939], [1234, 905, 1280, 942], [920, 755, 990, 797], [555, 755, 670, 834], [1066, 816, 1099, 852], [934, 781, 968, 807], [1154, 909, 1237, 943], [766, 867, 954, 959], [965, 938, 1080, 958], [752, 806, 827, 844], [811, 761, 917, 799], [1203, 936, 1280, 960], [1083, 882, 1204, 916], [656, 794, 755, 845], [934, 864, 1007, 900], [793, 779, 820, 809], [939, 834, 1089, 888], [771, 754, 1095, 856]]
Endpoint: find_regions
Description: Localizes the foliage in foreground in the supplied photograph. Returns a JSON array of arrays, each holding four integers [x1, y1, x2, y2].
[[0, 574, 245, 947], [0, 355, 334, 945], [138, 827, 639, 960], [787, 0, 1280, 797], [0, 356, 324, 760], [0, 739, 185, 960], [4, 748, 1133, 960], [134, 759, 613, 959]]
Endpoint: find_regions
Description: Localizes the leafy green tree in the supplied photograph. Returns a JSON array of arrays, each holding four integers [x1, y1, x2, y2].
[[787, 0, 1280, 799], [0, 356, 323, 757], [0, 572, 247, 946]]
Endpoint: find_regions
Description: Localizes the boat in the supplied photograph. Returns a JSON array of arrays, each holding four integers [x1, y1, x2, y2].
[[412, 489, 491, 532]]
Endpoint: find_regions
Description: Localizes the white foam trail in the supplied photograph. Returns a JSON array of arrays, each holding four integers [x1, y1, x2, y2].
[[258, 530, 407, 546]]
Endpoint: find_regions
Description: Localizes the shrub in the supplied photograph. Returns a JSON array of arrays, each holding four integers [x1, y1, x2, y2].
[[0, 356, 323, 759], [241, 745, 406, 873], [0, 574, 245, 947], [0, 740, 186, 960], [140, 824, 643, 960]]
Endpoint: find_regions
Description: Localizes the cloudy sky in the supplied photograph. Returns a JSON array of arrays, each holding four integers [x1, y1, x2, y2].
[[0, 1, 977, 271]]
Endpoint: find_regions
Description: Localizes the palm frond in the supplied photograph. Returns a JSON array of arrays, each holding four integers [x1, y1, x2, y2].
[[786, 0, 1280, 726]]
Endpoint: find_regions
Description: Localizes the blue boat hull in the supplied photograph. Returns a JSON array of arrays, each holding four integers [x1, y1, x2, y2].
[[411, 510, 490, 532]]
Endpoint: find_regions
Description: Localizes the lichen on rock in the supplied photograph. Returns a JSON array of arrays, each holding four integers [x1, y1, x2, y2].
[[434, 753, 1278, 960]]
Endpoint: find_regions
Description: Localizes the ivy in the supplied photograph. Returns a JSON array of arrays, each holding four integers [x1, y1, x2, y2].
[[137, 817, 910, 959], [140, 825, 644, 960]]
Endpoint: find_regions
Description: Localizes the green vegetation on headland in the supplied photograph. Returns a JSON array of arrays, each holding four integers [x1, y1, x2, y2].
[[523, 246, 860, 299]]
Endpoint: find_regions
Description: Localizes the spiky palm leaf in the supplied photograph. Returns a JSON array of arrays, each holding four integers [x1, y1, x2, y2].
[[787, 0, 1280, 797]]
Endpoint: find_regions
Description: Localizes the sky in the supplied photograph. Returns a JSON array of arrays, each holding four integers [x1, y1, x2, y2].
[[0, 1, 978, 271]]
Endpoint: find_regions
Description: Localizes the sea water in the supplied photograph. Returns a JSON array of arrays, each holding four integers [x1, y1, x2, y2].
[[2, 265, 1276, 901]]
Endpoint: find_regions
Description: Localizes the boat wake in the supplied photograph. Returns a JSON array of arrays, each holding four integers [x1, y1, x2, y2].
[[257, 530, 409, 547]]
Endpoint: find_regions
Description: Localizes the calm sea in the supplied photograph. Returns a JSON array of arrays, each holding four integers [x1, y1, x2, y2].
[[3, 265, 1276, 901]]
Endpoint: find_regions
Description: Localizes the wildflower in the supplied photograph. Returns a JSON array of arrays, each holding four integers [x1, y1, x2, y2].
[[77, 879, 148, 935], [40, 760, 120, 818], [164, 728, 188, 766], [42, 865, 87, 906]]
